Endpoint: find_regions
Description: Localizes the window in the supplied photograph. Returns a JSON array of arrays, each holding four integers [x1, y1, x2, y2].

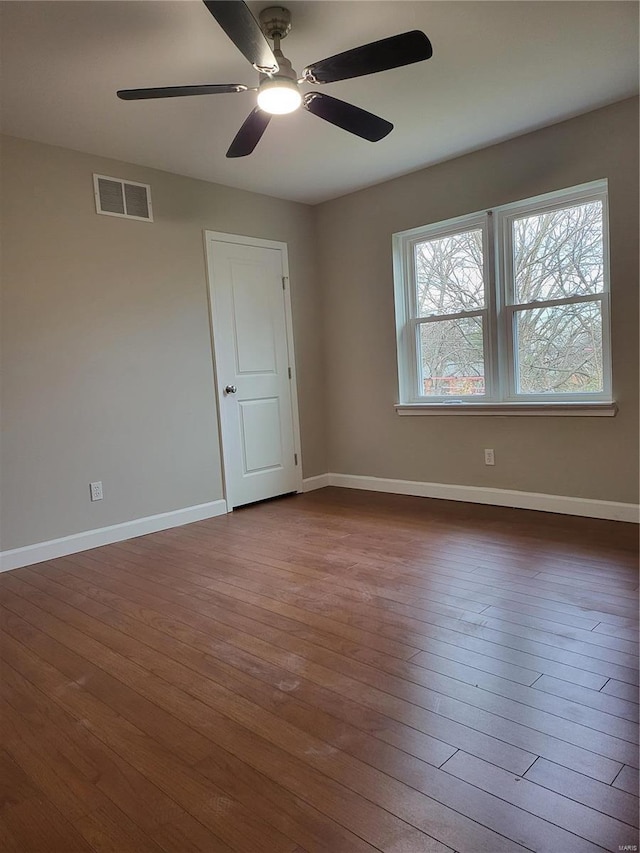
[[393, 180, 612, 412]]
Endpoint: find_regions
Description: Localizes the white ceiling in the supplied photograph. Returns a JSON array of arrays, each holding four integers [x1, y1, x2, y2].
[[1, 1, 637, 204]]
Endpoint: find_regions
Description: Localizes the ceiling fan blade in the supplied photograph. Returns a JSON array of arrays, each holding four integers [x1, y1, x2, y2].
[[202, 1, 279, 73], [117, 84, 247, 100], [303, 93, 392, 142], [226, 108, 272, 158], [302, 30, 432, 84]]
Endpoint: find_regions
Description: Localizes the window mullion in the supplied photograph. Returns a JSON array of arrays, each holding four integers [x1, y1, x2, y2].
[[494, 208, 512, 401], [483, 211, 498, 402], [512, 293, 605, 312], [414, 309, 484, 325]]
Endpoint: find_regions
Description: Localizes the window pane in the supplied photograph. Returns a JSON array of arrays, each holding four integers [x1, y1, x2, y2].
[[515, 301, 603, 394], [513, 201, 603, 303], [420, 317, 485, 396], [415, 229, 485, 316]]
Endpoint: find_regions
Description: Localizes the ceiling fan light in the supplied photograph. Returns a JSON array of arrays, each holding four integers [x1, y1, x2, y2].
[[257, 78, 302, 114]]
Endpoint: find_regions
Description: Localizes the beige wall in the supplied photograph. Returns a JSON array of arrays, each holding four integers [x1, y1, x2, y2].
[[1, 135, 325, 550], [2, 99, 637, 553], [316, 98, 639, 504]]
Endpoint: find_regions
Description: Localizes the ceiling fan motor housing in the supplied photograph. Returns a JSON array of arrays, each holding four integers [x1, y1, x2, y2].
[[265, 49, 297, 82], [259, 6, 292, 41]]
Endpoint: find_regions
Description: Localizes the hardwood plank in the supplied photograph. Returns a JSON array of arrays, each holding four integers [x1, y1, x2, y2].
[[298, 537, 636, 606], [71, 548, 540, 683], [109, 539, 635, 687], [41, 556, 539, 776], [178, 546, 637, 665], [0, 586, 527, 853], [461, 585, 636, 629], [1, 660, 231, 852], [69, 545, 624, 691], [168, 515, 638, 618], [2, 794, 95, 853], [524, 758, 639, 828], [192, 508, 630, 574], [1, 663, 255, 853], [454, 611, 639, 676], [480, 594, 638, 631], [0, 623, 300, 853], [464, 568, 638, 615], [29, 567, 628, 784], [36, 570, 457, 768], [0, 746, 43, 806], [148, 815, 236, 853], [478, 605, 639, 657], [44, 548, 634, 780], [0, 750, 94, 853], [2, 488, 636, 853], [2, 702, 97, 823], [0, 602, 456, 852], [200, 577, 638, 686], [602, 679, 640, 704], [15, 566, 584, 852], [0, 585, 215, 767], [87, 554, 614, 693], [344, 596, 610, 690], [23, 566, 459, 773], [73, 806, 169, 853], [469, 560, 637, 589], [532, 570, 638, 592], [613, 765, 640, 797], [1, 661, 186, 835], [594, 621, 640, 643], [97, 551, 547, 687], [474, 595, 603, 630], [125, 551, 429, 664], [533, 674, 639, 723], [0, 819, 21, 853], [120, 530, 503, 614], [62, 545, 627, 700], [10, 580, 380, 853], [109, 573, 635, 765], [442, 750, 636, 851]]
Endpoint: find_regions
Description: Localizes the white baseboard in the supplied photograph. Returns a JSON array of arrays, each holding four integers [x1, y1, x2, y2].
[[0, 499, 229, 573], [3, 475, 636, 574], [314, 473, 638, 523], [302, 474, 331, 492]]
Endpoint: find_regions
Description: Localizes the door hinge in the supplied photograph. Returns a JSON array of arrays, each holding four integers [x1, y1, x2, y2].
[[282, 276, 287, 290], [294, 453, 298, 466], [288, 367, 292, 379]]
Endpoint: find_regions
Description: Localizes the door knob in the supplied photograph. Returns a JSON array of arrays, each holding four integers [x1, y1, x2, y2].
[[224, 384, 237, 394]]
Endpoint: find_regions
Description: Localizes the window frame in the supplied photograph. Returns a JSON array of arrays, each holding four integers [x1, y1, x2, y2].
[[393, 179, 612, 410], [393, 211, 495, 403]]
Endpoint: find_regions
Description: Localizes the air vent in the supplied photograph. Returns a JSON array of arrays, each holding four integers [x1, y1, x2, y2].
[[93, 174, 153, 221]]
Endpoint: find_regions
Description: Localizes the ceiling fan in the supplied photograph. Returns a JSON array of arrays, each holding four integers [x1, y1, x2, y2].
[[117, 1, 433, 158]]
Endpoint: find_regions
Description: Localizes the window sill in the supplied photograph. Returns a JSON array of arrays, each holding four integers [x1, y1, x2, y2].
[[395, 402, 617, 417]]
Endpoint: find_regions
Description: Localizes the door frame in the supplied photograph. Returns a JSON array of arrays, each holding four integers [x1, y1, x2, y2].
[[203, 230, 303, 510]]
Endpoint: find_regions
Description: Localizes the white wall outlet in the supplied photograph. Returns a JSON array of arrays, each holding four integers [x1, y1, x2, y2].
[[484, 449, 495, 466], [89, 481, 103, 501]]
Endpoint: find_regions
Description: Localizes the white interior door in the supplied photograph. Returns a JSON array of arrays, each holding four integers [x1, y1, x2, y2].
[[206, 233, 301, 509]]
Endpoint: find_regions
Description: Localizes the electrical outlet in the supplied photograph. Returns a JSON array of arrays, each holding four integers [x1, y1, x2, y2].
[[484, 449, 495, 466], [89, 481, 103, 501]]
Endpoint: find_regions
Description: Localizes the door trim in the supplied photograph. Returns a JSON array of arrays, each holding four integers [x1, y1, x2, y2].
[[204, 230, 303, 510]]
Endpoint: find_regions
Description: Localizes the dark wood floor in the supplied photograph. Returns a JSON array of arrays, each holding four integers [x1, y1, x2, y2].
[[1, 487, 638, 853]]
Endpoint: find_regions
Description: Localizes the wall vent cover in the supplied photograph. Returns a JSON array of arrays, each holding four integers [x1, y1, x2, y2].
[[93, 174, 153, 222]]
